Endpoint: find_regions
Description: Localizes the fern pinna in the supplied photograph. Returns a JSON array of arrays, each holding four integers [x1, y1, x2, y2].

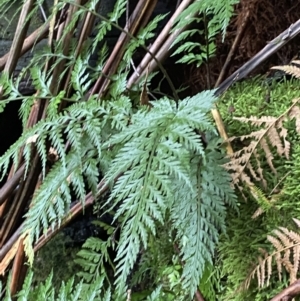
[[171, 0, 239, 66]]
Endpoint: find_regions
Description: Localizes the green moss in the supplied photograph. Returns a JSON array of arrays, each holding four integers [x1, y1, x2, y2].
[[218, 76, 300, 192], [217, 76, 300, 300], [218, 76, 300, 137]]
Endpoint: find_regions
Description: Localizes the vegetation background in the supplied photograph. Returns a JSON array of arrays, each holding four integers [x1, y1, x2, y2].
[[1, 0, 300, 300]]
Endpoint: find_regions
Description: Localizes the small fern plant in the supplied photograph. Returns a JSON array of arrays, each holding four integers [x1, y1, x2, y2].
[[0, 271, 108, 301], [171, 0, 239, 66], [102, 92, 237, 297], [222, 98, 300, 206]]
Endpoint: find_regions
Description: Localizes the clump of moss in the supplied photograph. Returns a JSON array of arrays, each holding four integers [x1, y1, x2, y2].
[[218, 76, 300, 137]]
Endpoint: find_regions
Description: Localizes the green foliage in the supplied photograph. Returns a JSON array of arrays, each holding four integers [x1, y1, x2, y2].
[[0, 0, 239, 300], [0, 270, 107, 301], [101, 91, 236, 297], [282, 144, 300, 210], [171, 138, 237, 296], [91, 0, 127, 53], [171, 0, 239, 66], [217, 202, 268, 300], [75, 236, 115, 285], [216, 76, 300, 300], [0, 97, 131, 245], [218, 76, 300, 138], [198, 263, 224, 300]]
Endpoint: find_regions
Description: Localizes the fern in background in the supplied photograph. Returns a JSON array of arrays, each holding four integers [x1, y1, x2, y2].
[[171, 0, 239, 66], [0, 270, 107, 301], [216, 74, 300, 300]]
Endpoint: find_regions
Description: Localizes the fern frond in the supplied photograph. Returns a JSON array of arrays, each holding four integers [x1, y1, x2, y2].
[[271, 64, 300, 79], [225, 99, 300, 192], [171, 0, 239, 66], [243, 219, 300, 290], [23, 141, 100, 243], [102, 90, 235, 296], [171, 142, 237, 296], [0, 95, 132, 182], [91, 0, 127, 53], [2, 269, 107, 301], [0, 1, 241, 299], [75, 236, 114, 286]]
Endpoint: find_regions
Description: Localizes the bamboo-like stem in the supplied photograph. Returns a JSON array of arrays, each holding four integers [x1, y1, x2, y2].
[[0, 165, 25, 207], [3, 0, 35, 76], [0, 154, 40, 247], [9, 238, 26, 296], [0, 2, 82, 292], [62, 1, 101, 99], [127, 0, 194, 88], [128, 17, 195, 88], [0, 224, 22, 263], [0, 175, 111, 270], [215, 18, 300, 96], [0, 23, 49, 71], [49, 1, 81, 96], [90, 0, 158, 97]]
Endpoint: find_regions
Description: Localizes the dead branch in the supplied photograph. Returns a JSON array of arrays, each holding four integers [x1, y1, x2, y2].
[[195, 290, 205, 301], [91, 0, 158, 97], [215, 18, 300, 96], [270, 279, 300, 301], [0, 165, 25, 206]]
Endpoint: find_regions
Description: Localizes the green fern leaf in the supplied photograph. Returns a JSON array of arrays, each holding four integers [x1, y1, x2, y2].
[[103, 91, 220, 295]]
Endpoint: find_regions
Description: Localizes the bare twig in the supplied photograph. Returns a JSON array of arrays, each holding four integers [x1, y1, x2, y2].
[[126, 0, 194, 88], [0, 165, 25, 206], [3, 0, 35, 76], [0, 224, 22, 262], [215, 19, 300, 96], [91, 0, 158, 97], [270, 279, 300, 301]]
